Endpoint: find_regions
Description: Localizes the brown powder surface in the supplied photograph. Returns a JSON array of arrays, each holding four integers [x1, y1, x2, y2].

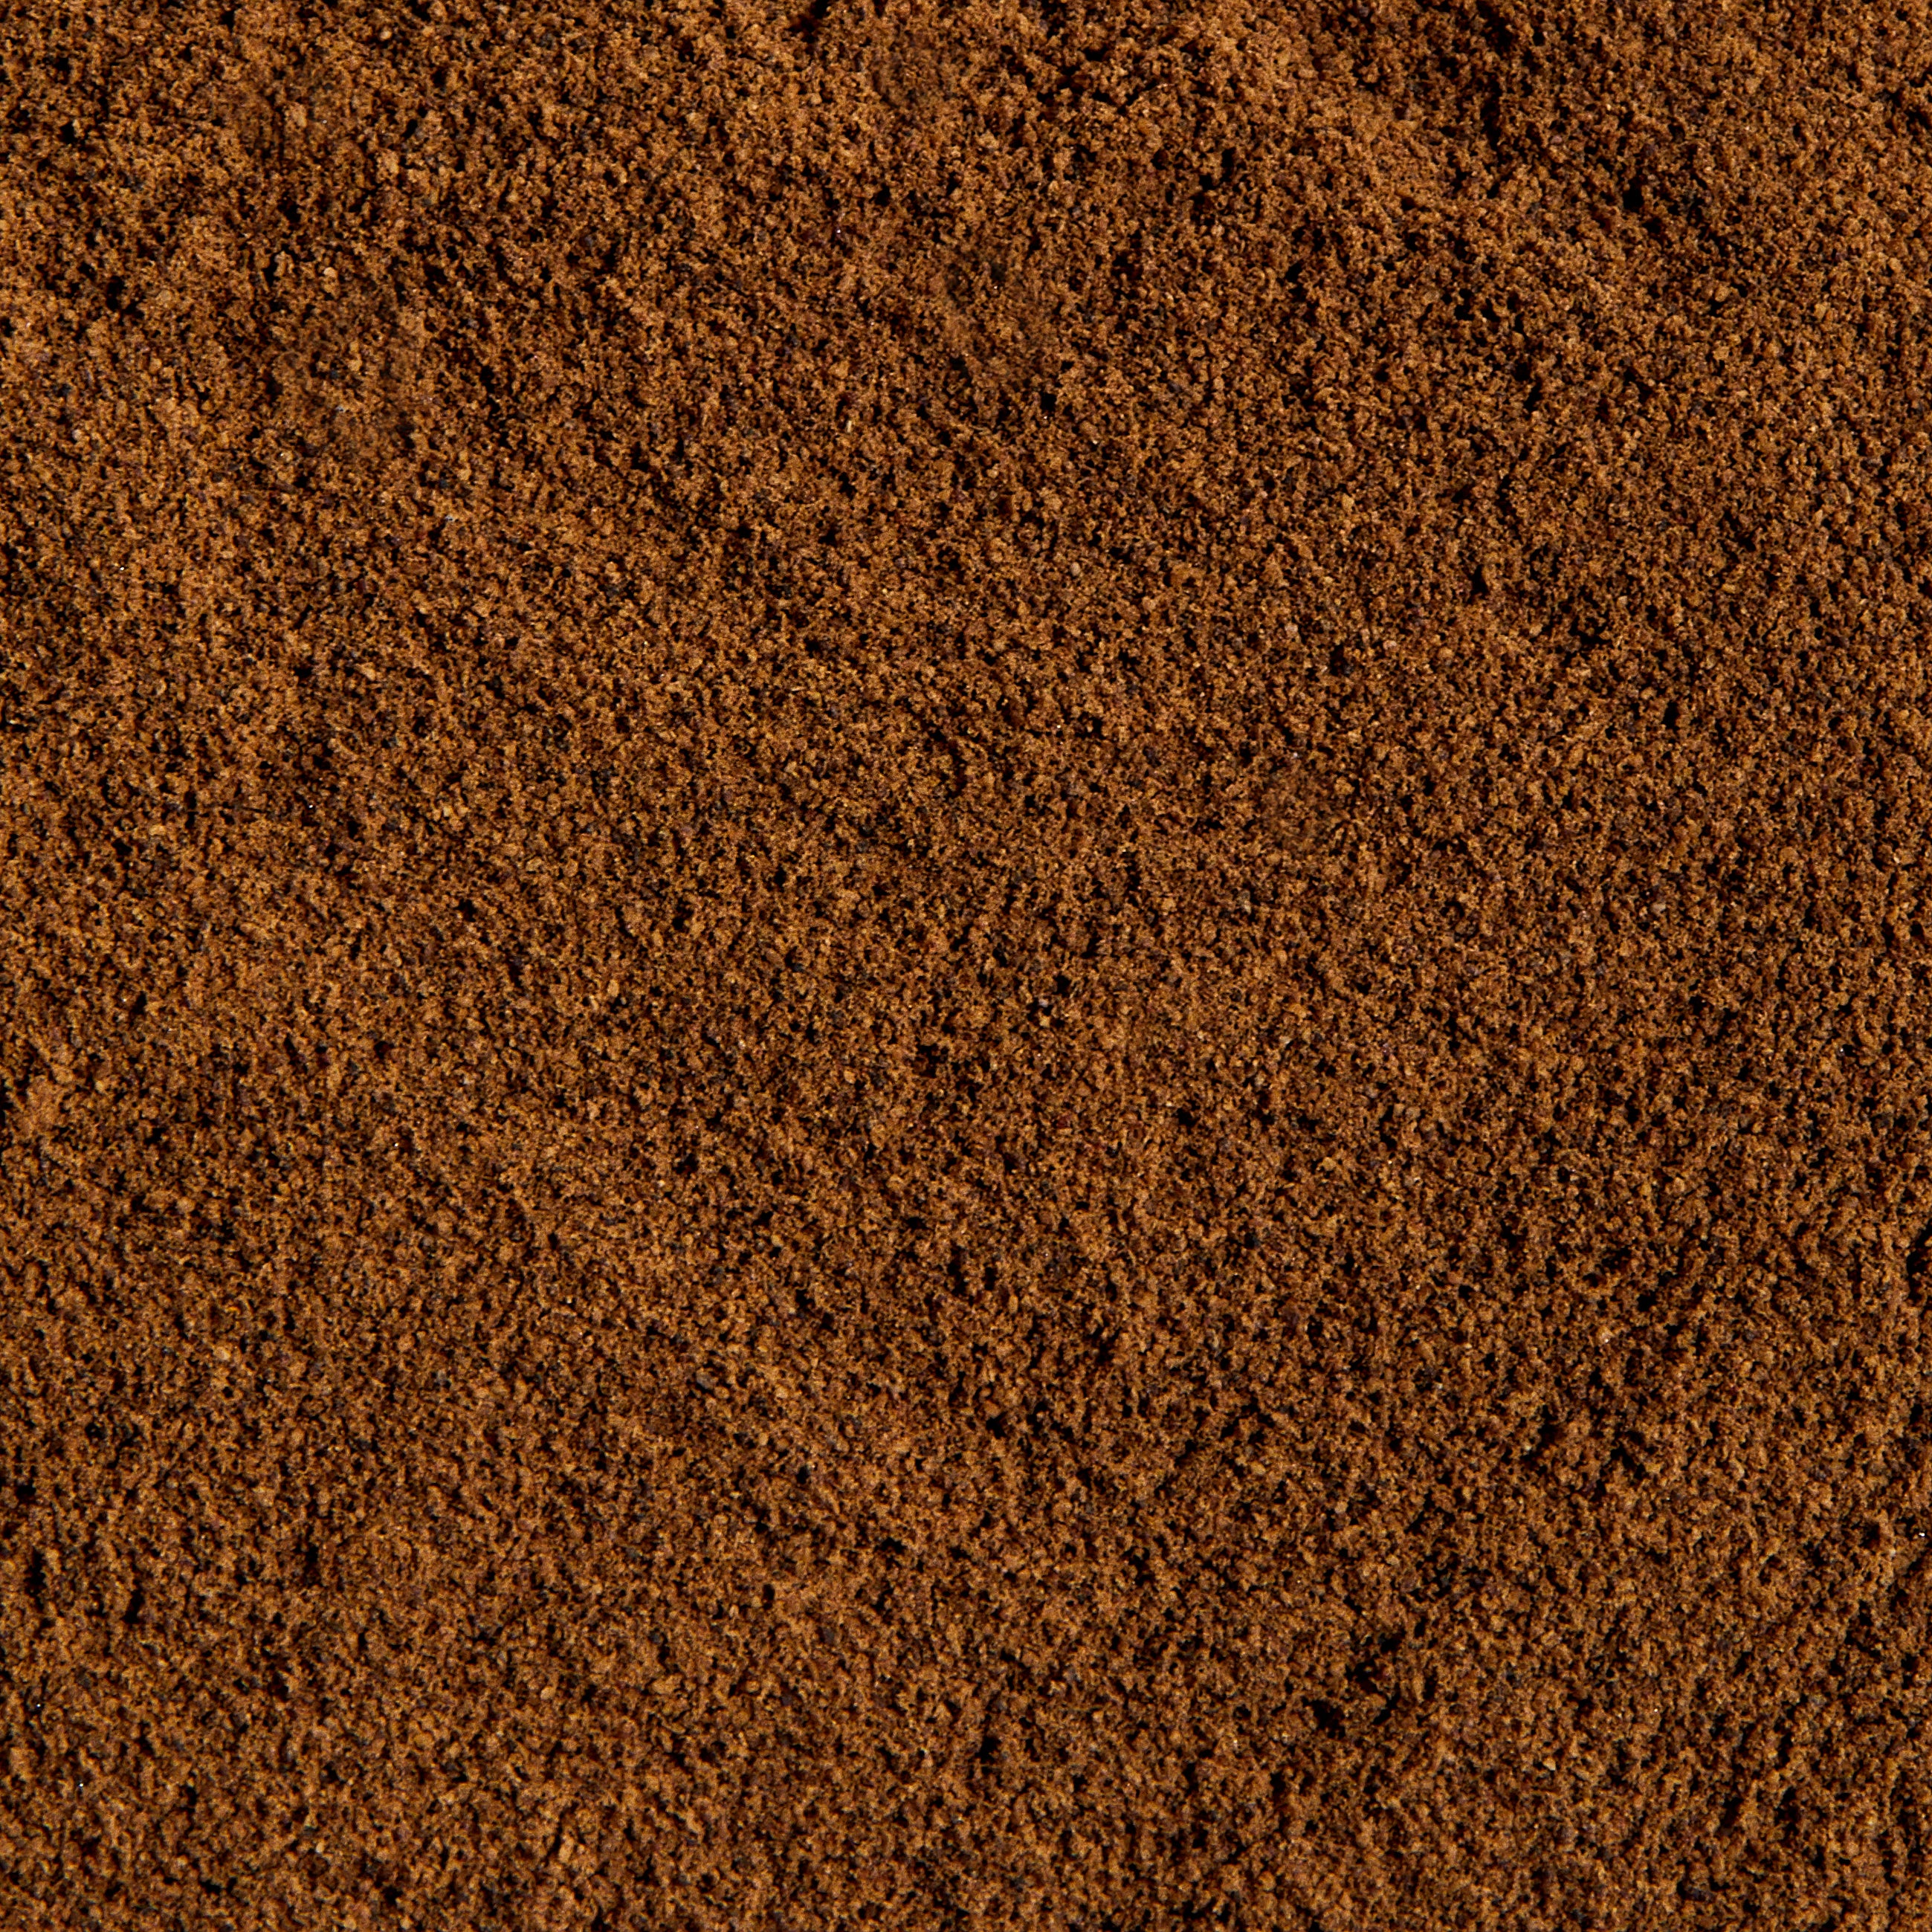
[[6, 3, 1932, 1927]]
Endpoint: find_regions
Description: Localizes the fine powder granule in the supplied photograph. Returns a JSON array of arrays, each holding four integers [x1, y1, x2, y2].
[[4, 4, 1931, 1928]]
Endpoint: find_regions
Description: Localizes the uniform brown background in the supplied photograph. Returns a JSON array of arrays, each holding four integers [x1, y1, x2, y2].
[[5, 1, 1932, 1926]]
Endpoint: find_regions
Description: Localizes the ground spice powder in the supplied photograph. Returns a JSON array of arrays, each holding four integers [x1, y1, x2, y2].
[[4, 2, 1932, 1927]]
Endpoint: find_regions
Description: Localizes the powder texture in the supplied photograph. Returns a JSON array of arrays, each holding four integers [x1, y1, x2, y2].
[[4, 3, 1932, 1927]]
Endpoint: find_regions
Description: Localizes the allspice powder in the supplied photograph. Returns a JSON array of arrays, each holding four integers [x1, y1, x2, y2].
[[4, 3, 1931, 1927]]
